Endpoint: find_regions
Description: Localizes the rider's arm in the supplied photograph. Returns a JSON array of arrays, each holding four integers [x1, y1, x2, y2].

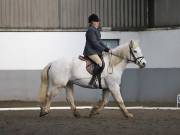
[[99, 40, 110, 52]]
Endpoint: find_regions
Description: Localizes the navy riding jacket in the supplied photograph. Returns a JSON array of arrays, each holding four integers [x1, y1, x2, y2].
[[83, 26, 108, 56]]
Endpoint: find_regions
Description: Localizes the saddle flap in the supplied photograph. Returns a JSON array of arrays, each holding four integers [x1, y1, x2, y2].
[[78, 55, 94, 75]]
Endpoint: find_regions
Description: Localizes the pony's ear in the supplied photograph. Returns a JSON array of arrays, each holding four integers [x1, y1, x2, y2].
[[130, 40, 133, 48]]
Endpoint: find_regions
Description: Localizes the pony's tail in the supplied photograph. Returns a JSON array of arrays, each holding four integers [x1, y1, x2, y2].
[[38, 63, 51, 104]]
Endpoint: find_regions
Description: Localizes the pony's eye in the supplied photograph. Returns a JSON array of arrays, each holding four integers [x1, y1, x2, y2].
[[133, 50, 137, 53]]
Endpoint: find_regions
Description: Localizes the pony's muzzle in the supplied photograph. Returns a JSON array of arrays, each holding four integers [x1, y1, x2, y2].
[[142, 62, 146, 67], [140, 62, 146, 68]]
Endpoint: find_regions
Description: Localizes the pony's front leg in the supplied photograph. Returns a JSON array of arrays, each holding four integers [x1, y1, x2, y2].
[[66, 83, 80, 118], [109, 83, 134, 118], [89, 89, 110, 117]]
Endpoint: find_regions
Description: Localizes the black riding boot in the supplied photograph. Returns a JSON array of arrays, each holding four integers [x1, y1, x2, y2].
[[97, 73, 102, 89], [88, 75, 98, 88], [88, 64, 103, 88]]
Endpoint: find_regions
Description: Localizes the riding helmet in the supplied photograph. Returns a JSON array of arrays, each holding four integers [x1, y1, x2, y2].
[[88, 14, 100, 23]]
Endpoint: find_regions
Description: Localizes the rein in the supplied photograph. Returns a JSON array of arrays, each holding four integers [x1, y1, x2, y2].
[[107, 52, 113, 74], [107, 50, 124, 74]]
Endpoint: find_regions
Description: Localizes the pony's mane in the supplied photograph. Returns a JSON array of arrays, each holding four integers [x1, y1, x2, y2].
[[103, 42, 129, 66], [112, 40, 139, 51], [112, 42, 129, 52]]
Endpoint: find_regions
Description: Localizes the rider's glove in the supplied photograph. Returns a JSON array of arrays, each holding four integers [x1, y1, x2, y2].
[[104, 47, 110, 52]]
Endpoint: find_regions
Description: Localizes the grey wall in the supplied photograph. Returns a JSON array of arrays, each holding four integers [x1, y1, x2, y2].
[[0, 70, 102, 101], [59, 0, 149, 29], [0, 69, 180, 102], [0, 0, 59, 28], [154, 0, 180, 27], [0, 28, 180, 102], [1, 0, 180, 30], [121, 69, 180, 102], [0, 0, 149, 30]]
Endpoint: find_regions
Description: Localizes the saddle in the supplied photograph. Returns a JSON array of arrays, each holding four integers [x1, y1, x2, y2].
[[79, 55, 95, 75], [79, 55, 105, 89]]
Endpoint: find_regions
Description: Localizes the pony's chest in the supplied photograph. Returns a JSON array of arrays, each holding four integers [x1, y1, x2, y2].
[[106, 68, 123, 84]]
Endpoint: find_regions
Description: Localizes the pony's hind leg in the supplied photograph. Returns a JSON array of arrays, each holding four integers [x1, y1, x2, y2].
[[40, 86, 63, 117], [89, 89, 110, 117], [66, 82, 80, 118]]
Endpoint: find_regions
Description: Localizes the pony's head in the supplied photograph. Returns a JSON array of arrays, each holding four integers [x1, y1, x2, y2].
[[128, 40, 147, 68]]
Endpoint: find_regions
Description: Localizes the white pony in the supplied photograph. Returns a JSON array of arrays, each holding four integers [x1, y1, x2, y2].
[[39, 40, 147, 118]]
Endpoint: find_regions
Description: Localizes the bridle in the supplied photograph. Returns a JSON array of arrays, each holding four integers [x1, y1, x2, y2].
[[109, 44, 144, 64], [127, 45, 144, 64], [107, 43, 145, 74]]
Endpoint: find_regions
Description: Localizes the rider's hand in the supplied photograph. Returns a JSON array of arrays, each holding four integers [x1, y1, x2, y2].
[[104, 47, 110, 52]]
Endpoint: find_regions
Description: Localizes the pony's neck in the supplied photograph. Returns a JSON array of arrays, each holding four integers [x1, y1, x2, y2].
[[110, 43, 129, 66]]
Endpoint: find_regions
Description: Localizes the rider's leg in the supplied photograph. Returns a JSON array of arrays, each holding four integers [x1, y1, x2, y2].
[[88, 54, 103, 88], [88, 54, 102, 67]]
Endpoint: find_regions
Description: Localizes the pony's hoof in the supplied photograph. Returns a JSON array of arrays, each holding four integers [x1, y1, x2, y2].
[[88, 112, 94, 118], [89, 113, 94, 118], [73, 111, 81, 118], [126, 113, 134, 119], [89, 110, 100, 118], [39, 111, 49, 117], [39, 107, 49, 117]]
